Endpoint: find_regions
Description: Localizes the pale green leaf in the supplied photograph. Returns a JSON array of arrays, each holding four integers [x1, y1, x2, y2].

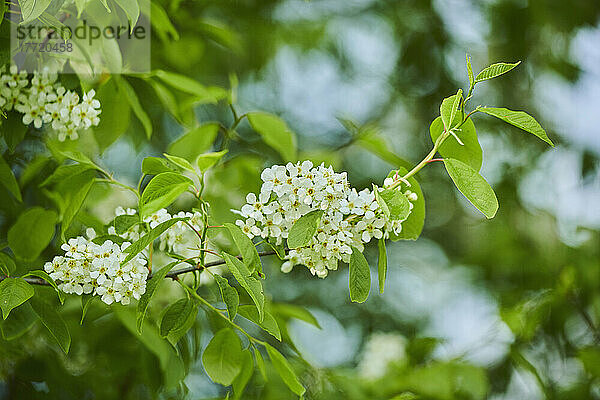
[[23, 270, 64, 304], [154, 70, 218, 102], [379, 189, 411, 221], [475, 61, 521, 82], [18, 0, 52, 23], [202, 328, 243, 386], [122, 218, 188, 264], [443, 158, 498, 219], [0, 156, 21, 201], [430, 116, 482, 171], [271, 303, 321, 329], [265, 343, 305, 396], [466, 54, 474, 87], [232, 349, 254, 399], [163, 153, 195, 172], [1, 302, 37, 340], [440, 90, 463, 132], [222, 253, 264, 322], [30, 296, 70, 353], [113, 0, 139, 26], [224, 222, 262, 275], [237, 305, 281, 341], [287, 210, 323, 249], [254, 347, 268, 381], [117, 77, 152, 139], [139, 172, 193, 217], [8, 207, 57, 261], [247, 112, 297, 161], [349, 247, 371, 303], [136, 262, 177, 333], [160, 298, 195, 338], [387, 168, 425, 241], [378, 238, 387, 294], [142, 157, 173, 175], [214, 275, 239, 320], [168, 123, 220, 161], [479, 107, 553, 146], [196, 150, 228, 171], [0, 278, 34, 319]]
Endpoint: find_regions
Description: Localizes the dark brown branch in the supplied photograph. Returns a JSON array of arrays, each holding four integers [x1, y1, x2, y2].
[[0, 250, 283, 287]]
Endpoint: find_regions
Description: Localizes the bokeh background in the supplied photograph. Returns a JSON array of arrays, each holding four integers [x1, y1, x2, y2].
[[2, 0, 600, 399]]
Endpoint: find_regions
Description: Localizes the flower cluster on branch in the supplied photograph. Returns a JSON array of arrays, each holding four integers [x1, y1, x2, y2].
[[0, 65, 101, 141], [235, 161, 417, 278]]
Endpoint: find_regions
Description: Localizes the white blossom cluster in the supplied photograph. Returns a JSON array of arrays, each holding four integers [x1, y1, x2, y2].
[[0, 65, 101, 141], [44, 237, 148, 305], [103, 207, 204, 257], [235, 161, 418, 278], [358, 332, 407, 380]]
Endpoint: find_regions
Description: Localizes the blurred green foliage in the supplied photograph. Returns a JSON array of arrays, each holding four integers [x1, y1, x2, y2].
[[0, 0, 599, 399]]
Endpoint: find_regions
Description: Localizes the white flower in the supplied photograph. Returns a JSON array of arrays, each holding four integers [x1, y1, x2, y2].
[[236, 161, 417, 278]]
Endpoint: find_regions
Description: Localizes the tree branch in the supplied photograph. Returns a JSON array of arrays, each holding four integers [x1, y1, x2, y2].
[[0, 250, 283, 287]]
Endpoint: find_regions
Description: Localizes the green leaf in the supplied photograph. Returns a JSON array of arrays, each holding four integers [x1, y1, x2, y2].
[[80, 295, 94, 324], [136, 262, 177, 333], [0, 156, 21, 201], [117, 77, 152, 139], [247, 112, 297, 162], [349, 247, 371, 303], [196, 150, 228, 171], [377, 238, 387, 294], [163, 153, 195, 172], [142, 157, 174, 175], [0, 252, 16, 277], [430, 116, 482, 171], [154, 70, 218, 102], [356, 131, 412, 170], [237, 305, 281, 341], [579, 347, 600, 377], [167, 123, 220, 161], [214, 274, 239, 320], [0, 278, 34, 319], [23, 270, 64, 304], [8, 207, 57, 261], [271, 303, 321, 329], [478, 107, 553, 146], [122, 218, 188, 264], [167, 305, 197, 346], [41, 164, 94, 187], [113, 0, 140, 26], [114, 306, 185, 388], [62, 170, 95, 238], [149, 80, 180, 121], [160, 298, 195, 338], [94, 79, 131, 152], [232, 349, 254, 399], [265, 343, 305, 396], [443, 158, 498, 219], [202, 328, 243, 386], [440, 90, 463, 132], [224, 222, 262, 275], [150, 1, 179, 42], [466, 54, 474, 87], [287, 210, 323, 249], [379, 189, 411, 220], [139, 172, 193, 217], [110, 214, 139, 235], [254, 347, 268, 381], [475, 61, 521, 82], [30, 297, 71, 353], [388, 168, 425, 240], [222, 253, 264, 322], [1, 302, 37, 340], [2, 112, 27, 152], [18, 0, 53, 23]]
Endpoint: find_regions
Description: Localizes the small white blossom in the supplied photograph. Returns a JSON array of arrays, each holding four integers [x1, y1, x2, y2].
[[235, 162, 417, 278]]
